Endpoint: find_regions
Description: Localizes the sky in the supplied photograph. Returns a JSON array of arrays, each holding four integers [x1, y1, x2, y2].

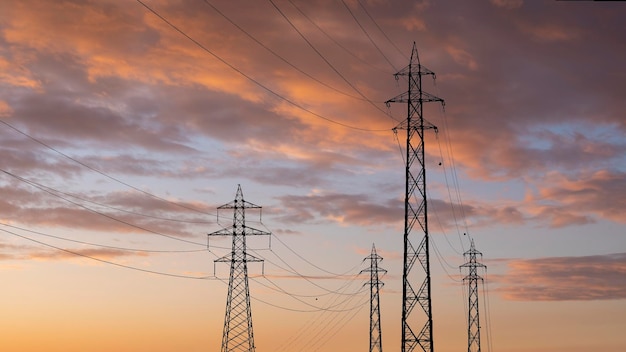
[[0, 0, 625, 351]]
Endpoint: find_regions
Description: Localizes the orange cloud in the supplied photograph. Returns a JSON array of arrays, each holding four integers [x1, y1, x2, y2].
[[445, 46, 478, 71], [0, 58, 41, 89]]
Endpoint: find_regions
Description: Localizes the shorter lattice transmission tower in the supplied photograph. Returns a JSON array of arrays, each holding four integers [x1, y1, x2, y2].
[[460, 239, 487, 352], [361, 244, 386, 352], [208, 185, 270, 352]]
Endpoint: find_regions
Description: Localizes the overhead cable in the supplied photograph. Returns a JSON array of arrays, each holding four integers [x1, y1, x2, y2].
[[135, 0, 392, 132], [0, 222, 206, 253], [0, 118, 218, 218], [269, 0, 399, 123], [262, 222, 365, 277], [249, 247, 365, 295], [339, 0, 398, 71], [0, 168, 208, 247], [202, 0, 375, 102], [286, 0, 391, 74], [357, 0, 408, 60], [1, 228, 211, 280]]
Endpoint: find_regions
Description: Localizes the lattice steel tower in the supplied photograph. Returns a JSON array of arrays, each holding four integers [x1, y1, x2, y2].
[[208, 185, 270, 352], [460, 240, 486, 352], [385, 42, 444, 352], [361, 244, 387, 352]]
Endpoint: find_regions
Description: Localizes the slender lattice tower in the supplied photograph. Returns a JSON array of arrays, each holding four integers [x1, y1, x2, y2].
[[361, 244, 387, 352], [460, 240, 487, 352], [385, 42, 444, 352], [208, 185, 270, 352]]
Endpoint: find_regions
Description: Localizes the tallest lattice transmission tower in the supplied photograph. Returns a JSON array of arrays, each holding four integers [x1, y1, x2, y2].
[[385, 42, 444, 352], [208, 185, 270, 352]]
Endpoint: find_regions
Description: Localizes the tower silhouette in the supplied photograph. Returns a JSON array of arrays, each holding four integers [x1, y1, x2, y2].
[[460, 240, 487, 352], [385, 42, 444, 352], [208, 185, 270, 352], [361, 244, 386, 352]]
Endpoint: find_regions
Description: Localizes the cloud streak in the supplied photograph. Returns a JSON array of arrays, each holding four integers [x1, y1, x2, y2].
[[493, 253, 626, 301]]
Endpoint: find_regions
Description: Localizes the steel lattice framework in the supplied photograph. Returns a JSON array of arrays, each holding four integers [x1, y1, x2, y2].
[[361, 244, 387, 352], [461, 240, 486, 352], [208, 185, 270, 352], [385, 42, 443, 352]]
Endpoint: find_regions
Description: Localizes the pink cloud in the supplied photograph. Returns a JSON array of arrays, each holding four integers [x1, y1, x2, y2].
[[492, 253, 626, 301], [527, 170, 626, 225], [0, 237, 149, 262], [0, 184, 208, 238], [27, 247, 149, 261], [274, 192, 403, 226]]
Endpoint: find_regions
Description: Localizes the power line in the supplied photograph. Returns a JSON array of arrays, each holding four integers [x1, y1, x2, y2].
[[255, 275, 367, 312], [201, 0, 373, 102], [250, 247, 365, 296], [339, 0, 398, 71], [482, 270, 495, 352], [432, 83, 471, 247], [275, 282, 368, 352], [1, 227, 211, 280], [357, 0, 408, 61], [135, 0, 392, 133], [309, 299, 367, 352], [269, 0, 399, 124], [272, 268, 368, 351], [9, 178, 213, 225], [1, 168, 208, 247], [430, 235, 462, 283], [261, 222, 364, 277], [301, 294, 369, 352], [0, 118, 266, 228], [258, 274, 365, 299], [428, 191, 464, 256], [0, 222, 206, 253], [286, 0, 391, 74], [6, 227, 366, 314], [217, 274, 361, 314], [435, 132, 468, 252], [0, 118, 217, 218]]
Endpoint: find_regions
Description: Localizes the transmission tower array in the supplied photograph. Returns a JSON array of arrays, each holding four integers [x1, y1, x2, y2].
[[361, 244, 387, 352], [460, 240, 487, 352], [208, 185, 270, 352], [385, 42, 444, 352]]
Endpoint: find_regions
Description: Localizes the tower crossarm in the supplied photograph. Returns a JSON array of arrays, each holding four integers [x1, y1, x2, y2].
[[208, 225, 271, 257], [385, 90, 444, 107], [392, 61, 437, 78]]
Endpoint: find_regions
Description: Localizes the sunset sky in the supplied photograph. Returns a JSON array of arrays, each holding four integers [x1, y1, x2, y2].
[[1, 0, 625, 351]]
